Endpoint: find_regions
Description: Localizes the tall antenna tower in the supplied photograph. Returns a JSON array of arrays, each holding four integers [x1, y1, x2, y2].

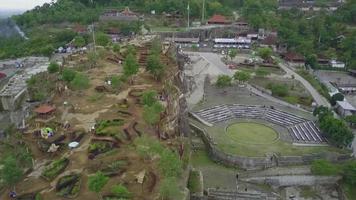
[[90, 0, 96, 54], [187, 3, 190, 29], [202, 0, 206, 23]]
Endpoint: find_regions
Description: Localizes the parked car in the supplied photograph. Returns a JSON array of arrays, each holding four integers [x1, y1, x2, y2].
[[0, 72, 7, 79]]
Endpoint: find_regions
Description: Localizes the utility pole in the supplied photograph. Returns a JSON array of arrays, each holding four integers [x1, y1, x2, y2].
[[187, 3, 190, 29], [202, 0, 206, 24], [91, 0, 96, 54]]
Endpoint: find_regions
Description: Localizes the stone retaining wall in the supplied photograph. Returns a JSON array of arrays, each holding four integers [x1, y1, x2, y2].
[[190, 122, 351, 170]]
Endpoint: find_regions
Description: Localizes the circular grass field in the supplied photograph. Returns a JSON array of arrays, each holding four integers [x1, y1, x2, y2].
[[226, 122, 279, 145]]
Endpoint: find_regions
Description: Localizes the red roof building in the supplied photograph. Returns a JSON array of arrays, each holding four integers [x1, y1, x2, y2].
[[34, 105, 56, 120], [283, 52, 305, 63], [208, 14, 231, 25], [261, 35, 278, 46], [73, 25, 87, 34]]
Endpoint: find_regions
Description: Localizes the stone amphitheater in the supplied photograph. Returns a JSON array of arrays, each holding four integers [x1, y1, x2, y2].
[[192, 104, 326, 145]]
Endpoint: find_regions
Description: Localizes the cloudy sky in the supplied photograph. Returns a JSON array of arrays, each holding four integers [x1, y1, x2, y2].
[[0, 0, 53, 10]]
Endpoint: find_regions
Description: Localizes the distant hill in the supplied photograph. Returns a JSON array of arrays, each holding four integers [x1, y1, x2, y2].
[[0, 18, 21, 38], [0, 9, 25, 19]]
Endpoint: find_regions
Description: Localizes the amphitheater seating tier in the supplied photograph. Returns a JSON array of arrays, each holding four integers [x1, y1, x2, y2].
[[193, 104, 325, 144]]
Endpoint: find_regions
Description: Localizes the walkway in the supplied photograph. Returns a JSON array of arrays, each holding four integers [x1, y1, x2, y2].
[[275, 58, 330, 108]]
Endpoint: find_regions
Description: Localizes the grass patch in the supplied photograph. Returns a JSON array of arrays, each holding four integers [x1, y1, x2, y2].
[[87, 93, 104, 102], [311, 159, 342, 175], [343, 183, 356, 200], [300, 186, 319, 199], [191, 150, 217, 167], [188, 170, 201, 194], [95, 119, 125, 136], [42, 158, 69, 180], [250, 77, 313, 107], [226, 122, 278, 144]]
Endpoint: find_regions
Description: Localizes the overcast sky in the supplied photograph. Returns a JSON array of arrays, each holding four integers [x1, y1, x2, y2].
[[0, 0, 54, 10]]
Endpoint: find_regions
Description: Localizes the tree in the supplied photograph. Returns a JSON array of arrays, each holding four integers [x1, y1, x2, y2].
[[216, 75, 232, 87], [73, 35, 86, 47], [88, 171, 109, 197], [47, 62, 60, 73], [123, 53, 139, 82], [330, 93, 344, 106], [70, 73, 90, 90], [147, 54, 165, 80], [62, 68, 77, 82], [141, 90, 158, 106], [95, 32, 110, 47], [318, 111, 354, 147], [257, 47, 273, 60], [229, 49, 238, 60], [313, 106, 332, 118], [143, 102, 164, 126], [306, 54, 318, 69], [159, 149, 182, 178], [111, 184, 131, 198], [1, 155, 23, 189], [233, 71, 251, 83]]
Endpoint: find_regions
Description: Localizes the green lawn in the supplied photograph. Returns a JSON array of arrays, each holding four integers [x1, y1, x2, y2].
[[187, 170, 201, 194], [343, 183, 356, 200], [207, 121, 348, 157], [226, 122, 278, 145]]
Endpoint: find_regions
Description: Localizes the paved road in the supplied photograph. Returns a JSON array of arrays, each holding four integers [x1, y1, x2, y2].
[[188, 52, 234, 76], [276, 59, 330, 108]]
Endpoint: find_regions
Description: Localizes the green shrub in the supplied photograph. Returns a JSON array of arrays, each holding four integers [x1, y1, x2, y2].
[[188, 171, 201, 193], [330, 93, 344, 106], [141, 90, 158, 106], [271, 84, 289, 97], [48, 62, 60, 73], [62, 68, 77, 82], [311, 159, 341, 176], [96, 32, 110, 47], [42, 158, 69, 180], [111, 75, 122, 90], [70, 73, 90, 90], [159, 149, 182, 178], [113, 44, 121, 54], [216, 75, 232, 87], [111, 184, 131, 198], [88, 171, 109, 194]]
